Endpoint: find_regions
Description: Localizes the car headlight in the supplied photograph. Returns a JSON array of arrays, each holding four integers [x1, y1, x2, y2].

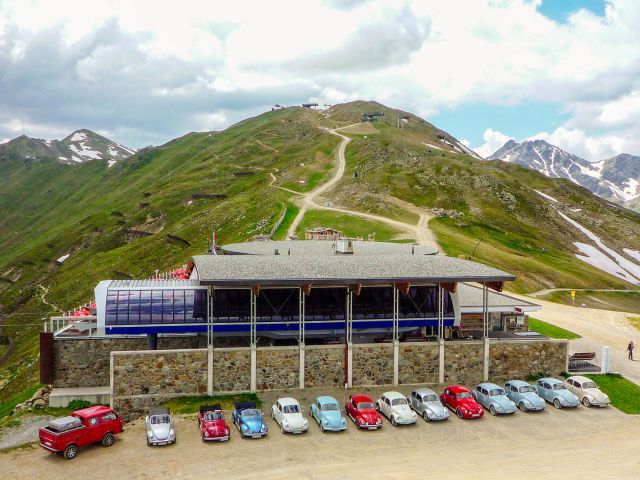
[[261, 423, 267, 432], [204, 431, 209, 437], [148, 432, 155, 439], [169, 429, 175, 437], [241, 424, 248, 431], [341, 418, 346, 425]]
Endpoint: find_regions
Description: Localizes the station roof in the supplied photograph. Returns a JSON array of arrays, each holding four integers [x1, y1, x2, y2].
[[456, 283, 540, 312], [221, 240, 439, 256], [108, 279, 203, 289], [190, 254, 515, 286]]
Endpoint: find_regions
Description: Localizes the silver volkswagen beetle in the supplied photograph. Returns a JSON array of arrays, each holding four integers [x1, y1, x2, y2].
[[146, 407, 176, 446], [408, 388, 450, 421]]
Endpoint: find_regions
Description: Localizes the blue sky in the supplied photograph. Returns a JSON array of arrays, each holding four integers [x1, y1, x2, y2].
[[1, 0, 638, 161]]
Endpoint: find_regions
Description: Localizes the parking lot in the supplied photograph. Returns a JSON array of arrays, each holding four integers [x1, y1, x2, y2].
[[2, 385, 639, 479]]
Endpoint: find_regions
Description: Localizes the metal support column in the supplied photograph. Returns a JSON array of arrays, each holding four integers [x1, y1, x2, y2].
[[250, 290, 257, 392], [299, 288, 305, 389], [346, 291, 353, 388], [393, 285, 399, 386], [437, 284, 444, 339], [482, 283, 489, 338]]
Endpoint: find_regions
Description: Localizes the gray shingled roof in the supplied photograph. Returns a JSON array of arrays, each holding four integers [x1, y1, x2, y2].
[[191, 254, 515, 286], [221, 240, 439, 256], [109, 279, 203, 289], [456, 283, 540, 311]]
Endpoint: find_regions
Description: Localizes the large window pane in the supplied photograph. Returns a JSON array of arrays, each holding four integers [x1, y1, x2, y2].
[[353, 287, 393, 319], [304, 288, 346, 321], [116, 291, 130, 325], [140, 291, 151, 323], [192, 289, 206, 322], [162, 290, 174, 323], [128, 290, 140, 325], [151, 291, 163, 324], [212, 289, 250, 323], [256, 288, 298, 322], [173, 290, 185, 323], [106, 291, 118, 325]]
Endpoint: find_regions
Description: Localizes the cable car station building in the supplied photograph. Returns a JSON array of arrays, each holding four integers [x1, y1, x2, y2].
[[42, 241, 567, 419]]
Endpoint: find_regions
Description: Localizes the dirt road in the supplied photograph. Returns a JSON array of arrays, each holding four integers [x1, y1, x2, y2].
[[285, 126, 439, 250], [2, 386, 638, 479]]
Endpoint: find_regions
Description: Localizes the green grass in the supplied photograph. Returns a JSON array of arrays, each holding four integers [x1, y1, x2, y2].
[[162, 393, 261, 414], [585, 373, 640, 414], [538, 290, 640, 314], [528, 318, 581, 339], [273, 203, 300, 240], [295, 209, 409, 242], [0, 384, 43, 420], [628, 316, 640, 330]]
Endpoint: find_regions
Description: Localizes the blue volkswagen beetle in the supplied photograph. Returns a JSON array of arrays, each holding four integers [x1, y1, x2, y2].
[[310, 396, 347, 432], [504, 380, 545, 412], [472, 383, 517, 415], [535, 378, 580, 409], [232, 402, 268, 438]]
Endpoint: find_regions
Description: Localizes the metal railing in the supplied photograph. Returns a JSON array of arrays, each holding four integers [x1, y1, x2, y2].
[[47, 316, 98, 337]]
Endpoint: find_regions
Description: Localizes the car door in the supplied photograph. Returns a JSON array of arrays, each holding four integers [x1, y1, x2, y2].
[[346, 398, 355, 419], [413, 393, 423, 414], [275, 401, 284, 426], [84, 416, 102, 446], [442, 389, 452, 408]]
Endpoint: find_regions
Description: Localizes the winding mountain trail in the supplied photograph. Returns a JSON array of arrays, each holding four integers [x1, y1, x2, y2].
[[530, 288, 639, 297], [37, 284, 64, 314], [284, 125, 439, 250]]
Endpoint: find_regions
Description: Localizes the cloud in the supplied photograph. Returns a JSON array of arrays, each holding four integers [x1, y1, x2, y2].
[[474, 129, 514, 158], [528, 126, 635, 161]]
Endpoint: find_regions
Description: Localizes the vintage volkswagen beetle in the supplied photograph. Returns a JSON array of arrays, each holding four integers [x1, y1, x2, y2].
[[536, 377, 580, 409], [566, 376, 610, 407], [376, 391, 417, 426], [440, 385, 484, 419], [504, 380, 545, 412], [232, 402, 268, 438], [310, 396, 347, 432], [146, 407, 176, 446], [271, 397, 309, 434], [345, 394, 383, 430], [472, 383, 517, 416], [197, 404, 230, 442], [408, 388, 449, 421]]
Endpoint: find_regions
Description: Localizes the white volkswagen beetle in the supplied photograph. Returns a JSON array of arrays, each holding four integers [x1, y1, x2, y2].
[[271, 397, 309, 434], [376, 391, 417, 426], [566, 376, 610, 407]]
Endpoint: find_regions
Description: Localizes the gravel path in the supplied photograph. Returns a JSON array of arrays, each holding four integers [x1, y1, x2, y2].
[[0, 415, 53, 451]]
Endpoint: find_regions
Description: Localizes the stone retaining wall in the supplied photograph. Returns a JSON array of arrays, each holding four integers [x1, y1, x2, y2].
[[53, 335, 206, 388], [305, 345, 345, 388], [489, 340, 567, 383], [213, 348, 251, 393], [443, 341, 484, 386], [111, 349, 208, 421], [352, 344, 393, 386], [256, 347, 299, 390], [399, 342, 439, 385]]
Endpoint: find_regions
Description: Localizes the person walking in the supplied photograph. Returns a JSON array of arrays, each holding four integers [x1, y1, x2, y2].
[[627, 341, 634, 361]]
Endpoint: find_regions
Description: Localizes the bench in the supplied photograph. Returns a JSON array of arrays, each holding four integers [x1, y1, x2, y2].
[[569, 352, 596, 370]]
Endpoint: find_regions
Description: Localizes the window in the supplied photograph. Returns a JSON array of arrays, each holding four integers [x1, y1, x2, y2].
[[102, 412, 116, 422], [139, 291, 151, 323], [116, 290, 129, 325], [567, 379, 574, 386], [128, 290, 140, 325]]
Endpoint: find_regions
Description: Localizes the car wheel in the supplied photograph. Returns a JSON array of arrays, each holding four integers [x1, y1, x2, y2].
[[553, 399, 562, 409], [582, 397, 591, 407], [102, 433, 115, 447], [489, 405, 497, 416], [147, 438, 151, 447], [456, 408, 463, 419], [63, 444, 78, 460], [281, 424, 285, 434], [391, 416, 397, 427], [201, 434, 205, 443], [423, 411, 429, 422], [519, 402, 527, 413], [320, 423, 325, 432], [375, 402, 380, 412]]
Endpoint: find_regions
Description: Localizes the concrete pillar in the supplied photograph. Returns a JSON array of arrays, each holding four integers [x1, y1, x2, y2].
[[299, 342, 305, 390], [207, 345, 214, 396], [393, 340, 399, 386], [438, 338, 445, 384], [147, 333, 158, 350], [347, 342, 353, 388], [601, 346, 610, 373], [250, 343, 257, 393], [483, 337, 490, 381]]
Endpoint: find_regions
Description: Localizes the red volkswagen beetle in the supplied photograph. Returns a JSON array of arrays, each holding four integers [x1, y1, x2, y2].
[[197, 405, 230, 442], [440, 385, 484, 419], [345, 394, 383, 430]]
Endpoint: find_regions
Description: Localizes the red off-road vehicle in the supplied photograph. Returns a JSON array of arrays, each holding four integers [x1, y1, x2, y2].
[[39, 406, 124, 459]]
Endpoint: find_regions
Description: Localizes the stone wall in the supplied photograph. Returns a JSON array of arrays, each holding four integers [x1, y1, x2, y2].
[[352, 344, 393, 387], [305, 345, 345, 388], [111, 349, 208, 421], [213, 347, 251, 393], [256, 346, 299, 390], [489, 340, 568, 383], [53, 335, 206, 388], [443, 341, 484, 386], [399, 342, 439, 385]]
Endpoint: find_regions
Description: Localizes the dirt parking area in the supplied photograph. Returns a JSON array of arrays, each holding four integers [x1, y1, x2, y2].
[[2, 385, 639, 479]]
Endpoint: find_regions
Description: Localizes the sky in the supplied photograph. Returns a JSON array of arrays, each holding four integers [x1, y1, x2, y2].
[[0, 0, 639, 161]]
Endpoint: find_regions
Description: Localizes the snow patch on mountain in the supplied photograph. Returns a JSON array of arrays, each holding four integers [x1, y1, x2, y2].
[[534, 190, 558, 203]]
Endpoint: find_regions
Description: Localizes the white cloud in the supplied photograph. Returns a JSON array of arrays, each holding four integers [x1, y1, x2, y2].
[[474, 129, 513, 158], [529, 126, 635, 161], [0, 138, 10, 144]]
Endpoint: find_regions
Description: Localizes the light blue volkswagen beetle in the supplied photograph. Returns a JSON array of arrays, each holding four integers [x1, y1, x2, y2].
[[536, 377, 580, 409], [310, 396, 347, 432], [504, 380, 545, 412], [472, 383, 517, 415]]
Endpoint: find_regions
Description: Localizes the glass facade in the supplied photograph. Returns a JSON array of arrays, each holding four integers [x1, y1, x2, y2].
[[105, 289, 207, 325]]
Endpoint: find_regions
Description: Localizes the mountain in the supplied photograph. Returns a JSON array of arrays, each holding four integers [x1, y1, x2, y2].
[[488, 139, 640, 210], [1, 100, 640, 405], [0, 129, 135, 166]]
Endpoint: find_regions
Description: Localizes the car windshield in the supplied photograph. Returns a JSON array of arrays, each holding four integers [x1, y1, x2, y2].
[[582, 382, 597, 389], [391, 398, 408, 406], [553, 384, 567, 390], [150, 415, 170, 424], [489, 388, 506, 396], [283, 404, 300, 414], [423, 394, 438, 402], [357, 402, 374, 410], [204, 412, 222, 421], [519, 386, 535, 393], [321, 403, 339, 412], [242, 409, 260, 418], [456, 392, 472, 400]]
